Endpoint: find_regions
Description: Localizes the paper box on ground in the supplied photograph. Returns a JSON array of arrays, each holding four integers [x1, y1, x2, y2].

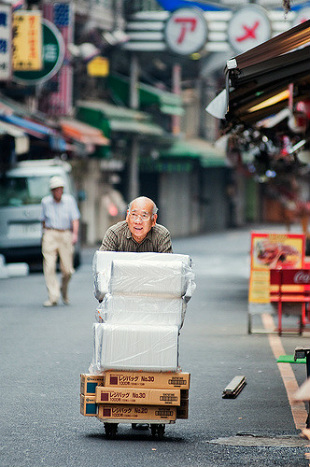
[[103, 370, 191, 389], [80, 373, 105, 396], [96, 386, 181, 406], [80, 395, 97, 416], [97, 404, 177, 421], [91, 323, 179, 372]]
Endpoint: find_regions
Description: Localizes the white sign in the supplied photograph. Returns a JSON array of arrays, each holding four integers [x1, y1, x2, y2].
[[293, 7, 310, 25], [227, 5, 271, 54], [165, 7, 208, 56], [0, 4, 12, 80]]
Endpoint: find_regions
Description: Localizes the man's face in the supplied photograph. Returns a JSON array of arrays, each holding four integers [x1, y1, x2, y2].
[[51, 186, 63, 202], [126, 199, 157, 243]]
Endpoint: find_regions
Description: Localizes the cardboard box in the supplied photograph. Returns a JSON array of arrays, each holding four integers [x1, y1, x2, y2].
[[80, 395, 97, 416], [177, 397, 189, 419], [97, 404, 177, 421], [80, 373, 105, 396], [104, 371, 190, 389], [96, 386, 180, 406]]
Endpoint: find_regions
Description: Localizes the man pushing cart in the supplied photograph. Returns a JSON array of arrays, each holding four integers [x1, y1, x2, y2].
[[80, 197, 196, 438]]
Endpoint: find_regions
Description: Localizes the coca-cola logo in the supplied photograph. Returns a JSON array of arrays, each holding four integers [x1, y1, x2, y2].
[[294, 271, 310, 283]]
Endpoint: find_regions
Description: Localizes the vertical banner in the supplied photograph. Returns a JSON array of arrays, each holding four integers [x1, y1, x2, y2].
[[41, 2, 73, 116], [0, 4, 12, 80], [13, 11, 42, 71], [248, 231, 305, 314]]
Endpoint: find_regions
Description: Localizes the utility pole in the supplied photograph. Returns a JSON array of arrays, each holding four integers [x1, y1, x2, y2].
[[128, 53, 140, 201]]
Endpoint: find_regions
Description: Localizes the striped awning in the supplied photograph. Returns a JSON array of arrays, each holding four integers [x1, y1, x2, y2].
[[59, 118, 110, 146]]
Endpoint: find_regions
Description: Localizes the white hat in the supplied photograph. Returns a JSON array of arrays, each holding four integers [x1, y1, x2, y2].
[[49, 176, 65, 190]]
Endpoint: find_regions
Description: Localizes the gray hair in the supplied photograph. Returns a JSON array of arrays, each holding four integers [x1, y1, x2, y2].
[[128, 197, 158, 215]]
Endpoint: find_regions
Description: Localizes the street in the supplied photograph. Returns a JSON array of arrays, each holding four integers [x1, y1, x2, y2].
[[1, 224, 310, 467]]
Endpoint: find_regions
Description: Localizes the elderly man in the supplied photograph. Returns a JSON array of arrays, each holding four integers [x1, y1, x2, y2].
[[100, 196, 172, 252], [41, 176, 80, 307]]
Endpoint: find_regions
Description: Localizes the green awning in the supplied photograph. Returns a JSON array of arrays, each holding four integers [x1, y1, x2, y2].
[[160, 138, 228, 168], [76, 100, 166, 138], [108, 74, 184, 116]]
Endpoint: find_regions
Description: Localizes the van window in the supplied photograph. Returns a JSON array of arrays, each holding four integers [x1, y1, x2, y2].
[[0, 176, 53, 207]]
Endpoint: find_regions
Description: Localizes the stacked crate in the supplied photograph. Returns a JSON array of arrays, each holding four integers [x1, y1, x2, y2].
[[80, 251, 195, 430]]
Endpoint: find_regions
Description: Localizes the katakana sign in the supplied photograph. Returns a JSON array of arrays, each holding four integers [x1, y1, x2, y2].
[[164, 7, 208, 55], [227, 5, 271, 54]]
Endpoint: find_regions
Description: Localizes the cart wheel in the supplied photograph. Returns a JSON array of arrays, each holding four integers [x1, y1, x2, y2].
[[157, 424, 165, 440], [151, 425, 158, 438], [104, 423, 118, 439]]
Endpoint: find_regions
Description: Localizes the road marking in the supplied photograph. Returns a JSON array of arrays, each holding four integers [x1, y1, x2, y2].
[[262, 313, 307, 430]]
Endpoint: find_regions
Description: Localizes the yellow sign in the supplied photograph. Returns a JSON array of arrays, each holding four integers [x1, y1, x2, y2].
[[249, 232, 305, 304], [87, 56, 109, 77], [13, 11, 42, 71]]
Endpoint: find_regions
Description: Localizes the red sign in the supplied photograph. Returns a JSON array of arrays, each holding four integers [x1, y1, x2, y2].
[[227, 5, 271, 54], [165, 7, 208, 55]]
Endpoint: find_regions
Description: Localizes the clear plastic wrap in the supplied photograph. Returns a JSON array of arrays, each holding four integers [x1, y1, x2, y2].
[[95, 294, 186, 327], [92, 251, 194, 301], [89, 323, 179, 373], [109, 259, 187, 297]]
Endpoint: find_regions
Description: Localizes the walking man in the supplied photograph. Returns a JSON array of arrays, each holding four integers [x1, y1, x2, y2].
[[41, 175, 80, 307]]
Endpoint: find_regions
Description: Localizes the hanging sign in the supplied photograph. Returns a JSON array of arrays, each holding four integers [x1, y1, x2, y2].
[[13, 18, 65, 84], [13, 11, 42, 71], [87, 56, 109, 77], [0, 4, 12, 80], [227, 5, 271, 54], [164, 7, 208, 55]]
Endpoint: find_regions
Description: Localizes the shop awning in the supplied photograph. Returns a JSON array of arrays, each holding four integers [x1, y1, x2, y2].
[[108, 74, 184, 116], [0, 95, 68, 151], [59, 118, 110, 146], [160, 138, 228, 168], [222, 20, 310, 126], [0, 120, 29, 154], [76, 100, 167, 138], [0, 113, 54, 139]]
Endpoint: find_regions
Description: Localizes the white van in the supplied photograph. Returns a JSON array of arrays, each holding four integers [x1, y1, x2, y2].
[[0, 159, 81, 269]]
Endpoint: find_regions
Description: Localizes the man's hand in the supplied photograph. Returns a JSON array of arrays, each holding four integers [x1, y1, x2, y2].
[[72, 219, 79, 245]]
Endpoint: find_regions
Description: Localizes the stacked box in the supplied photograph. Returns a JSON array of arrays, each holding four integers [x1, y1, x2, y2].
[[80, 373, 105, 396], [92, 251, 194, 302], [97, 405, 177, 421], [82, 251, 195, 424], [103, 370, 190, 389], [91, 323, 179, 372], [81, 371, 190, 421], [80, 394, 97, 417]]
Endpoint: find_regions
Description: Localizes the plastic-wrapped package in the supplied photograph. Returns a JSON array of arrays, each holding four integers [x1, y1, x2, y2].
[[93, 251, 194, 301], [109, 259, 187, 297], [95, 294, 186, 327], [89, 323, 179, 373]]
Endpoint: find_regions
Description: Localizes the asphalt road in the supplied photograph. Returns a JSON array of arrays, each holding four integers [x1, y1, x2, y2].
[[1, 224, 310, 467]]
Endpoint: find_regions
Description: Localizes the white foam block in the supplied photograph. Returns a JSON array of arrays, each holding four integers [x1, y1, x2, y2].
[[97, 294, 185, 326], [93, 251, 192, 301], [91, 323, 179, 372], [110, 259, 185, 297]]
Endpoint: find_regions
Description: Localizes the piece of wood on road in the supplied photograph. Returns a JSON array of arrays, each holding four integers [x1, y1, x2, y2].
[[222, 375, 246, 399]]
